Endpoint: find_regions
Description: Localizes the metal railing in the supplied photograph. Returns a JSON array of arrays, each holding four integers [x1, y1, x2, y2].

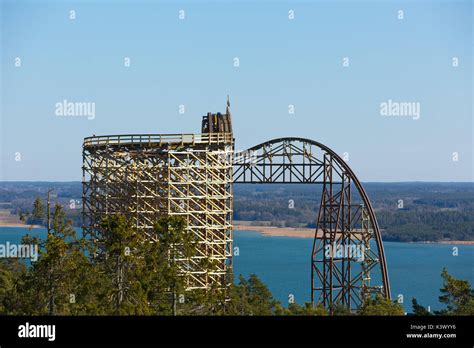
[[83, 133, 233, 147]]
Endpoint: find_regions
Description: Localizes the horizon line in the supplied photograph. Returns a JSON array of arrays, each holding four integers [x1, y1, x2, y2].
[[0, 180, 473, 184]]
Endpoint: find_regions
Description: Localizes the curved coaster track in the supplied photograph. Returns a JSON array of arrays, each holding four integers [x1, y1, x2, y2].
[[233, 137, 391, 312]]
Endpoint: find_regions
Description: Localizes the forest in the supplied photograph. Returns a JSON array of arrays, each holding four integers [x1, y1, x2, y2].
[[233, 183, 474, 242]]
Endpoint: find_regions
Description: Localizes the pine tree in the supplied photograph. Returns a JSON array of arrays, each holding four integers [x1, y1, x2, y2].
[[286, 302, 328, 316], [18, 204, 100, 315], [227, 274, 284, 315], [411, 298, 431, 315], [96, 215, 151, 315], [358, 294, 404, 316], [144, 216, 197, 315], [0, 259, 27, 314], [437, 268, 474, 315], [31, 197, 44, 225]]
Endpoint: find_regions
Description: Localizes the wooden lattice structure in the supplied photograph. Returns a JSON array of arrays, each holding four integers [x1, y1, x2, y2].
[[82, 101, 390, 312], [83, 115, 234, 291]]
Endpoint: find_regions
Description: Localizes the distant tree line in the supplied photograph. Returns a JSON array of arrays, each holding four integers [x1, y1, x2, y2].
[[232, 184, 474, 242], [2, 182, 474, 242]]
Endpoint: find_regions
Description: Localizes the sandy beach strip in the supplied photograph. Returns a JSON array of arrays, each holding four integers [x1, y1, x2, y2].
[[0, 221, 42, 229], [233, 221, 474, 245], [0, 210, 42, 229], [233, 224, 315, 238]]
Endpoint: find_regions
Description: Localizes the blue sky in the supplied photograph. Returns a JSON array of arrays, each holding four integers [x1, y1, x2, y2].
[[0, 0, 472, 181]]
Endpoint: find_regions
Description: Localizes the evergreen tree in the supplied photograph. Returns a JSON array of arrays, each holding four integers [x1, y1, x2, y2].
[[31, 197, 44, 225], [18, 204, 99, 315], [358, 294, 404, 316], [0, 259, 26, 314], [437, 268, 474, 315], [227, 274, 284, 315], [143, 216, 198, 315], [286, 302, 328, 316], [411, 297, 431, 315], [331, 303, 353, 316], [96, 215, 151, 315]]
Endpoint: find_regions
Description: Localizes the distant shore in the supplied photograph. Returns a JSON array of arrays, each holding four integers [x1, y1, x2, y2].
[[233, 222, 474, 245], [234, 224, 315, 238], [0, 211, 42, 229], [411, 240, 474, 245], [0, 217, 472, 245], [0, 221, 42, 229]]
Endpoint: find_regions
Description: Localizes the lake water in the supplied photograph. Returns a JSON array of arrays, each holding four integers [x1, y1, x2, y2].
[[1, 227, 473, 312]]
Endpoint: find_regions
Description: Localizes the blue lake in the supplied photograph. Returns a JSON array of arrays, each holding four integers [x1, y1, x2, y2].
[[232, 231, 474, 311], [1, 227, 473, 312]]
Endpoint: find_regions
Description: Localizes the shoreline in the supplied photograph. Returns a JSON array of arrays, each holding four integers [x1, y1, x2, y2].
[[233, 224, 315, 238], [233, 223, 474, 245], [410, 240, 474, 245], [0, 220, 472, 245], [0, 222, 43, 229]]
